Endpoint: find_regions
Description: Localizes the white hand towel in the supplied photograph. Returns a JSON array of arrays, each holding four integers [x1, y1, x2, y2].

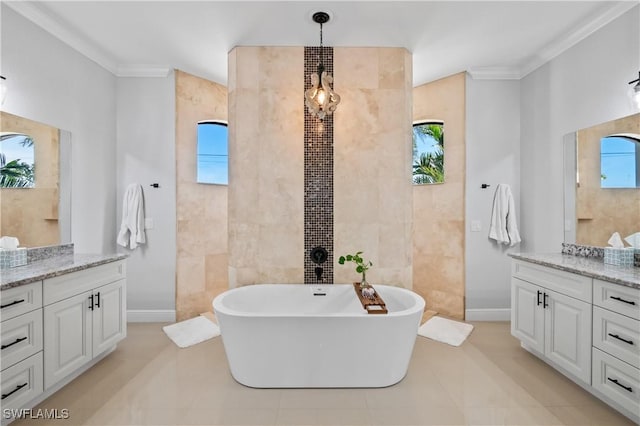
[[489, 183, 521, 246], [117, 183, 146, 249]]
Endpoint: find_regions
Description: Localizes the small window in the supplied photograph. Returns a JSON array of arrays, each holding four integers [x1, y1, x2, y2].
[[412, 121, 444, 184], [0, 132, 35, 188], [600, 133, 639, 188], [197, 121, 228, 185]]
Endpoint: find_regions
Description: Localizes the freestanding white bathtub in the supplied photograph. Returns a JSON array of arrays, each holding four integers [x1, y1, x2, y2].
[[212, 284, 425, 388]]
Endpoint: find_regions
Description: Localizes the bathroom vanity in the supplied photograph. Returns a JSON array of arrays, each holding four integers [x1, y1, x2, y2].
[[0, 250, 126, 423], [510, 253, 639, 422]]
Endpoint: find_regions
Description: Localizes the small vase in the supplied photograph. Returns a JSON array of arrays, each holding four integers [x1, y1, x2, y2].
[[360, 270, 369, 288]]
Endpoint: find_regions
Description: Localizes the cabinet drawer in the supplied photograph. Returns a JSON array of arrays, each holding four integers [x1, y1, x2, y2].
[[0, 352, 43, 412], [44, 260, 125, 305], [0, 282, 43, 321], [592, 347, 639, 417], [593, 306, 640, 369], [512, 261, 592, 303], [593, 279, 640, 320], [1, 309, 43, 371]]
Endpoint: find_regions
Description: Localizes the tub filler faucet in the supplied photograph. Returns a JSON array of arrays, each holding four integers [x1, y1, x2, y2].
[[310, 246, 328, 283]]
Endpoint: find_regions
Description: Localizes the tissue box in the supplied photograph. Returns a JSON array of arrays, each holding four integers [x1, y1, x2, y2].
[[604, 247, 635, 267], [0, 247, 27, 269]]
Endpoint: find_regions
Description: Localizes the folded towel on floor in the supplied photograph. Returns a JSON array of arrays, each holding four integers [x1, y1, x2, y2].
[[418, 316, 474, 347]]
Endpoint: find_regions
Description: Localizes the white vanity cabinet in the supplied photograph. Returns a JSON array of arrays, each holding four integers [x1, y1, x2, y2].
[[511, 261, 592, 384], [0, 256, 126, 425], [591, 279, 639, 418], [0, 282, 44, 413], [511, 258, 640, 423], [43, 261, 126, 389]]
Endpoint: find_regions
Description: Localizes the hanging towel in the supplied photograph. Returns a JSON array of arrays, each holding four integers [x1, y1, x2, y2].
[[488, 183, 521, 246], [117, 183, 146, 249]]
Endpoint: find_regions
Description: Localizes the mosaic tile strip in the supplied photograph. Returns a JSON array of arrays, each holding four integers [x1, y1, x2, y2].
[[561, 243, 639, 267], [304, 46, 334, 284], [561, 243, 604, 258]]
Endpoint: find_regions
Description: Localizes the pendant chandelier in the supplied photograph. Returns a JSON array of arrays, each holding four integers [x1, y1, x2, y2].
[[305, 12, 340, 120]]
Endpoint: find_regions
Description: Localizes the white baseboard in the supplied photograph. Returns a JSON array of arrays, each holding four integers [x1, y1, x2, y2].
[[465, 308, 510, 321], [127, 309, 176, 323]]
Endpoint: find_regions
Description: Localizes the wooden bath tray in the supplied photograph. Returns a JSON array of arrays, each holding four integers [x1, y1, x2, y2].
[[352, 283, 388, 314]]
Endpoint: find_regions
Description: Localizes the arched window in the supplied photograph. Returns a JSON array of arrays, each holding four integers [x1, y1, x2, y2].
[[197, 121, 228, 185], [412, 121, 444, 184]]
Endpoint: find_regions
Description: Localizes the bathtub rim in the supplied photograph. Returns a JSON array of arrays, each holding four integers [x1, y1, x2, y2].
[[213, 283, 425, 318]]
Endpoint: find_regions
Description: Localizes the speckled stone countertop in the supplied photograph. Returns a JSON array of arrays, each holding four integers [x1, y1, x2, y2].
[[0, 253, 127, 290], [510, 253, 640, 289]]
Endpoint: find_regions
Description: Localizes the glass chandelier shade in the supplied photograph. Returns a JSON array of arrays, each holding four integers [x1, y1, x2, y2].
[[304, 12, 340, 120]]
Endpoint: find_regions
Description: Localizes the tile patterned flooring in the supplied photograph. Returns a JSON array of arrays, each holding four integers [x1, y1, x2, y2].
[[15, 322, 635, 425]]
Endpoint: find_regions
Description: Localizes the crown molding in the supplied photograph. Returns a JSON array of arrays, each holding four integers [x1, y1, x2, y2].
[[116, 66, 172, 78], [468, 67, 522, 80], [4, 1, 119, 75], [519, 1, 638, 78]]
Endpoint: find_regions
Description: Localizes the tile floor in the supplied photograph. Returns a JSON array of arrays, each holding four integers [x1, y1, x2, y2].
[[15, 322, 635, 426]]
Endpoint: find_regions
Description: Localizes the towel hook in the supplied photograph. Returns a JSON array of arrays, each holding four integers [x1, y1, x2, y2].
[[481, 184, 491, 189], [150, 183, 160, 188]]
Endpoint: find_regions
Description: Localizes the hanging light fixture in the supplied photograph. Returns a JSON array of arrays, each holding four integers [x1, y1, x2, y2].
[[629, 71, 640, 110], [305, 12, 340, 120]]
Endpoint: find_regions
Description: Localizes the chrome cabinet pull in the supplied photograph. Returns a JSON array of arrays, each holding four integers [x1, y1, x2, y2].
[[1, 383, 27, 400], [0, 299, 25, 309], [1, 336, 27, 350], [608, 333, 633, 345], [607, 377, 633, 393]]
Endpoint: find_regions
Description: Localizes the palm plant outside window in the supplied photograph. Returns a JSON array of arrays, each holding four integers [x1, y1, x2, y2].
[[412, 121, 444, 184]]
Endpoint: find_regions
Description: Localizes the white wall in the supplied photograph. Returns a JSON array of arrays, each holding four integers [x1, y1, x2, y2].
[[1, 5, 117, 254], [520, 5, 639, 252], [465, 77, 520, 320], [116, 76, 176, 321]]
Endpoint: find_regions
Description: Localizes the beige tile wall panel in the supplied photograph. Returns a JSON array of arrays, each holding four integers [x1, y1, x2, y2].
[[175, 70, 228, 321], [412, 72, 466, 319]]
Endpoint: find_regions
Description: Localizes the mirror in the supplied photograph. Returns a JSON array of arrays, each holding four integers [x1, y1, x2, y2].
[[0, 112, 71, 247], [564, 113, 640, 246]]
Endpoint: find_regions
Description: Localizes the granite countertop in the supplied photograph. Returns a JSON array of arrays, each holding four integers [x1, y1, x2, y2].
[[510, 253, 640, 289], [1, 253, 127, 290]]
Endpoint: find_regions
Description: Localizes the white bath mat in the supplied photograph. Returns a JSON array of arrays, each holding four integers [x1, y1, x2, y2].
[[418, 316, 474, 347], [163, 315, 220, 348]]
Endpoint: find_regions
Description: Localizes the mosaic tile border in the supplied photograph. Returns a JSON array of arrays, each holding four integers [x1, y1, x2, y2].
[[562, 243, 639, 267], [304, 46, 334, 284]]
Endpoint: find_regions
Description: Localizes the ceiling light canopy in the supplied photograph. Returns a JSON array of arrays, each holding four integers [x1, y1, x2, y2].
[[304, 12, 340, 121]]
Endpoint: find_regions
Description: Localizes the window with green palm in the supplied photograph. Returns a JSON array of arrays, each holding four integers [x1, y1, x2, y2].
[[412, 121, 444, 184]]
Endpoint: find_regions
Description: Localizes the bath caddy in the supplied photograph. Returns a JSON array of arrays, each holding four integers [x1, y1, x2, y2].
[[352, 283, 388, 314]]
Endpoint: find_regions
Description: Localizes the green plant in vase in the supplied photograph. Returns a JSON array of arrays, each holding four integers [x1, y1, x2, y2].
[[338, 251, 373, 288]]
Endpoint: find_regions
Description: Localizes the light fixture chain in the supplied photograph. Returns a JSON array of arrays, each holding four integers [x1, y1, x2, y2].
[[320, 22, 323, 48]]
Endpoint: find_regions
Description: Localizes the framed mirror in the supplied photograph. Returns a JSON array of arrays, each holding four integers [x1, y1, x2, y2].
[[564, 113, 640, 246], [0, 112, 71, 247]]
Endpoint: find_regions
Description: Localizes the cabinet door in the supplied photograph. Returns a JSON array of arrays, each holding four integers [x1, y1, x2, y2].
[[511, 278, 544, 354], [92, 279, 126, 356], [544, 289, 592, 384], [44, 291, 92, 390]]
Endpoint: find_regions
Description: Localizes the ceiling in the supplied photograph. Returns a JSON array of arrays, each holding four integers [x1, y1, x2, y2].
[[5, 1, 637, 86]]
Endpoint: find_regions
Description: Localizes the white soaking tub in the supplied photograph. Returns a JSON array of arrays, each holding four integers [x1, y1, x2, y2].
[[212, 284, 425, 388]]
